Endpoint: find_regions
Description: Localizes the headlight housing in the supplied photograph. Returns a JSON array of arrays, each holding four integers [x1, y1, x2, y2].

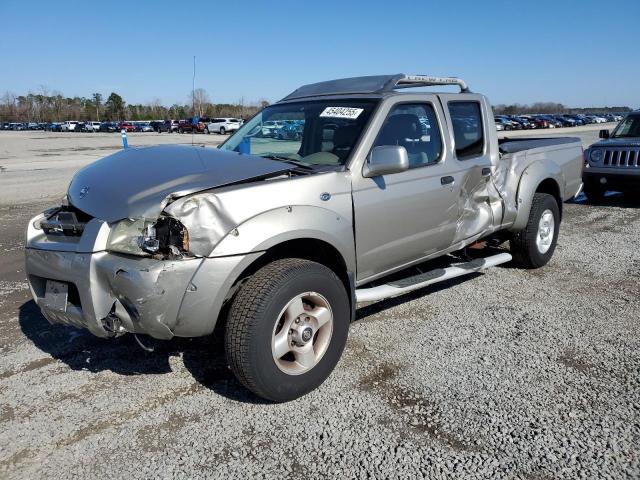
[[590, 149, 603, 163], [107, 216, 190, 257]]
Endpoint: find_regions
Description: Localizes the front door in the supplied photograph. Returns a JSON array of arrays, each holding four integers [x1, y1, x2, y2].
[[351, 99, 461, 282]]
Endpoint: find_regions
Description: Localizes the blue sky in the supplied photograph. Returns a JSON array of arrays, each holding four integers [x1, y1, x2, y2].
[[1, 1, 638, 108]]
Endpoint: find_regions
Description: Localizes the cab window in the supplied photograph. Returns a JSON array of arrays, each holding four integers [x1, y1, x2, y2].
[[373, 103, 442, 168], [448, 101, 484, 159]]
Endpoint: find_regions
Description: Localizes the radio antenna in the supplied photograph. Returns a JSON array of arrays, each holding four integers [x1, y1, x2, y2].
[[191, 55, 196, 146]]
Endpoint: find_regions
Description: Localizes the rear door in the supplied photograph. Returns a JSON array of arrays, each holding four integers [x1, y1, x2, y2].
[[438, 94, 497, 244], [351, 96, 462, 282]]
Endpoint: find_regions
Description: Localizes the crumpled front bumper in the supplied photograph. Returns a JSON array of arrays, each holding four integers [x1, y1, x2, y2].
[[25, 246, 262, 340], [25, 249, 203, 339]]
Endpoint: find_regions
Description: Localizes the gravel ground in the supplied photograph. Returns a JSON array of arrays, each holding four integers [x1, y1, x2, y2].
[[0, 126, 638, 479]]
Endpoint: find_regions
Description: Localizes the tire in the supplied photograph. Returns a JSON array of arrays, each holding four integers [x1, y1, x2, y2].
[[219, 127, 226, 135], [178, 128, 184, 134], [510, 193, 560, 269], [583, 183, 605, 203], [205, 127, 210, 134], [225, 258, 350, 402]]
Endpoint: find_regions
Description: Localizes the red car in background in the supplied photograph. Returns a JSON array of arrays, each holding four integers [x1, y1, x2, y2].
[[177, 119, 207, 134], [521, 116, 549, 129], [117, 122, 136, 132]]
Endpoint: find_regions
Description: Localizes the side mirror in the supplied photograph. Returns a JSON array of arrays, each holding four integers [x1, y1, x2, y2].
[[363, 145, 409, 177], [599, 129, 610, 139]]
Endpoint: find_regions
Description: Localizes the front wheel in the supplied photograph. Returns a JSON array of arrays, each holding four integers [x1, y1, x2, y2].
[[225, 258, 350, 402], [219, 127, 226, 135], [510, 193, 560, 269]]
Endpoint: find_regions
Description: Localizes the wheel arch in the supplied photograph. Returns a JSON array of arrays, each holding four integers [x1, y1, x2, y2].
[[195, 236, 355, 339], [232, 237, 353, 299], [509, 161, 564, 232]]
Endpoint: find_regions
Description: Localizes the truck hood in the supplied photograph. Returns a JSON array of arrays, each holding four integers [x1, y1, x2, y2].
[[591, 137, 640, 149], [67, 145, 290, 222]]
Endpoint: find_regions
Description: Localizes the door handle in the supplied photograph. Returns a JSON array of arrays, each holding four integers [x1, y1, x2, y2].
[[481, 167, 492, 177], [440, 176, 455, 185]]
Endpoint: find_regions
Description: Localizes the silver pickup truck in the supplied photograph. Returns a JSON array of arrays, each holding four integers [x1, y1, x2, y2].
[[25, 74, 583, 401]]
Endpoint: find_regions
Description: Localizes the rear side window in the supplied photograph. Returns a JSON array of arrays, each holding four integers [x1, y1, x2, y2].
[[448, 102, 484, 159], [373, 103, 442, 168]]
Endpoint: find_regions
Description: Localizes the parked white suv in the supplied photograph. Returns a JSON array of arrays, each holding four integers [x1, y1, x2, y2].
[[84, 121, 102, 132], [206, 118, 241, 135], [61, 121, 79, 132]]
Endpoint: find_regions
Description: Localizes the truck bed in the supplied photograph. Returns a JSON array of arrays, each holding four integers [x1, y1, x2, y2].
[[498, 137, 580, 154]]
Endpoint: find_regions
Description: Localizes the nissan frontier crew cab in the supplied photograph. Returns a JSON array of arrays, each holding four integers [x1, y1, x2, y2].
[[25, 74, 584, 402]]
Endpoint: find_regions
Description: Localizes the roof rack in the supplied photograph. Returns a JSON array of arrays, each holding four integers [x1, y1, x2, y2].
[[281, 74, 470, 101], [393, 75, 469, 93]]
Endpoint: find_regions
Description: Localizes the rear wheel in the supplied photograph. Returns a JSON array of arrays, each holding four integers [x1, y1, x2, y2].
[[510, 193, 560, 269], [225, 258, 350, 402]]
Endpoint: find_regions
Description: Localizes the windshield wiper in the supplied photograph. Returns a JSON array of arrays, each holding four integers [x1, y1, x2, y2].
[[262, 155, 314, 170]]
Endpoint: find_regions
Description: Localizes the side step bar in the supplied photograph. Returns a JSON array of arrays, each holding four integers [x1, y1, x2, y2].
[[355, 252, 512, 303]]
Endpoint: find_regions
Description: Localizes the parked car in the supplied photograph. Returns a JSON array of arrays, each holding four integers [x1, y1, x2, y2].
[[562, 115, 584, 126], [24, 74, 583, 402], [206, 118, 242, 135], [117, 122, 136, 132], [275, 122, 303, 140], [496, 116, 522, 130], [176, 120, 206, 134], [139, 122, 155, 132], [495, 119, 505, 131], [150, 120, 171, 133], [521, 116, 548, 129], [261, 120, 284, 137], [98, 122, 117, 132], [494, 117, 514, 130], [551, 116, 575, 127], [582, 112, 640, 201], [509, 116, 533, 129], [61, 121, 79, 132], [84, 121, 102, 132], [535, 115, 561, 128]]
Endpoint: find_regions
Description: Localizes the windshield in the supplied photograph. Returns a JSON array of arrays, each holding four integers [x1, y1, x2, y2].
[[611, 115, 640, 138], [219, 99, 378, 167]]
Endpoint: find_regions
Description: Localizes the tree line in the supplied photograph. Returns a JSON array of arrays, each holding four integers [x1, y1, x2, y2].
[[2, 89, 633, 122], [493, 102, 632, 115], [0, 88, 269, 123]]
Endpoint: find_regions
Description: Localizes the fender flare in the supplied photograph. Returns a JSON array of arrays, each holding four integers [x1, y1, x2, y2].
[[509, 160, 564, 232], [209, 205, 356, 272], [173, 206, 355, 337]]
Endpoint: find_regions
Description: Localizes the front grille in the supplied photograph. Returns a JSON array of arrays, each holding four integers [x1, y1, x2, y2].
[[40, 204, 94, 237], [602, 148, 640, 168]]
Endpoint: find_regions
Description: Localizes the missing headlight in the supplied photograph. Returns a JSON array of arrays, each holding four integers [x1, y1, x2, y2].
[[154, 216, 190, 256], [108, 216, 191, 257]]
